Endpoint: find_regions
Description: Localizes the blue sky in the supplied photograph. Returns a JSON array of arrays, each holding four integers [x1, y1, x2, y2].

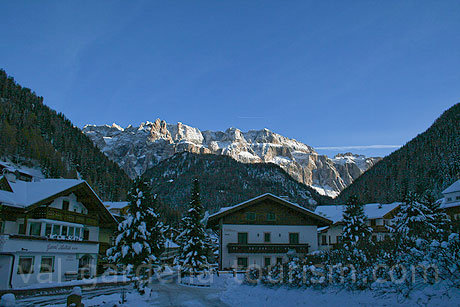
[[1, 1, 460, 157]]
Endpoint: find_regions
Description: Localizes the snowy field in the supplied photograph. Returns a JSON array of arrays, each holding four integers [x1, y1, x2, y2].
[[16, 274, 460, 307]]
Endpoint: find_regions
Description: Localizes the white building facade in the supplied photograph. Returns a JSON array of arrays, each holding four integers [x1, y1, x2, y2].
[[441, 179, 460, 222], [208, 194, 331, 270], [0, 176, 117, 289], [315, 202, 401, 251]]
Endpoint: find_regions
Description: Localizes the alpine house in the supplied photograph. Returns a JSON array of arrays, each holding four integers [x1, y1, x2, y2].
[[0, 173, 117, 289], [207, 193, 332, 270]]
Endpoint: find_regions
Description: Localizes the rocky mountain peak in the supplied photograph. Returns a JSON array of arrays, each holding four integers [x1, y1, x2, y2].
[[82, 120, 380, 197]]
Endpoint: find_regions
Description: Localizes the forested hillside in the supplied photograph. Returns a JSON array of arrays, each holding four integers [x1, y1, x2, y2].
[[337, 103, 460, 204], [0, 69, 131, 200], [143, 151, 333, 225]]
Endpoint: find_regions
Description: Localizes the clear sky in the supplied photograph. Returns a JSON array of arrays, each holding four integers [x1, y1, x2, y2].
[[1, 1, 460, 158]]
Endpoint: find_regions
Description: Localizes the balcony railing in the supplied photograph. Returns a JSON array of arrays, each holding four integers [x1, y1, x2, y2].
[[371, 225, 392, 233], [31, 207, 98, 226], [227, 243, 309, 254]]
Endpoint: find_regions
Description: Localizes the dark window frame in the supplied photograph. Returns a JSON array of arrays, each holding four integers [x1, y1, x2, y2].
[[289, 232, 299, 244], [237, 232, 248, 244], [18, 256, 34, 274], [40, 256, 55, 273], [246, 212, 256, 221], [264, 232, 271, 243]]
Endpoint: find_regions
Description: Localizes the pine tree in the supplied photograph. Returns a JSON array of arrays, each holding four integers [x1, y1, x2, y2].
[[420, 191, 451, 241], [177, 179, 209, 275], [393, 192, 436, 247], [342, 195, 372, 252], [107, 178, 165, 270]]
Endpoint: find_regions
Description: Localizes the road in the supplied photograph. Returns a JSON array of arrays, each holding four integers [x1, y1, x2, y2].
[[15, 273, 229, 306], [148, 274, 229, 306], [15, 284, 132, 306]]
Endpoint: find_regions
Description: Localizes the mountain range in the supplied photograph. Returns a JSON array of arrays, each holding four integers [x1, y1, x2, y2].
[[83, 120, 381, 197], [144, 151, 331, 225]]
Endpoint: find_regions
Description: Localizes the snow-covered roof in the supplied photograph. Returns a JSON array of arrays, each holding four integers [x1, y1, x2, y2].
[[440, 200, 460, 209], [442, 179, 460, 194], [0, 161, 44, 179], [315, 202, 401, 224], [0, 177, 85, 208], [208, 193, 331, 226], [104, 201, 130, 210]]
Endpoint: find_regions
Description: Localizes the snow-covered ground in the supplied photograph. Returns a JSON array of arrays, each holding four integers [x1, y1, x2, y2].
[[13, 274, 460, 306]]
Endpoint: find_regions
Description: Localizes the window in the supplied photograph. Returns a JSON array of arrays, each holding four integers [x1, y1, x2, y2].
[[83, 229, 90, 240], [246, 212, 256, 221], [75, 228, 82, 238], [289, 233, 299, 244], [18, 223, 25, 235], [267, 213, 276, 221], [276, 257, 283, 265], [18, 257, 34, 274], [69, 227, 75, 237], [447, 197, 452, 202], [61, 226, 68, 236], [40, 257, 54, 273], [370, 219, 377, 226], [0, 221, 3, 234], [45, 224, 52, 236], [237, 232, 248, 244], [264, 257, 271, 267], [237, 257, 248, 268], [321, 235, 327, 245], [62, 200, 70, 211], [337, 236, 343, 244], [264, 233, 271, 243], [456, 196, 460, 200], [52, 225, 60, 236], [29, 222, 41, 236]]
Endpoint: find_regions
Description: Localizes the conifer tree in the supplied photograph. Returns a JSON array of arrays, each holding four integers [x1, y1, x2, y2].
[[107, 177, 165, 270], [420, 191, 451, 241], [177, 179, 209, 275], [342, 195, 372, 251], [393, 192, 436, 247]]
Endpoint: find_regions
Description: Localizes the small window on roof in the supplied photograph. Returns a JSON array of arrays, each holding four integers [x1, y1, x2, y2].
[[267, 213, 276, 221], [62, 200, 69, 211], [246, 212, 256, 221]]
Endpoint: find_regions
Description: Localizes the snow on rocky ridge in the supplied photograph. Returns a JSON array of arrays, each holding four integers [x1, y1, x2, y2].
[[83, 120, 381, 197]]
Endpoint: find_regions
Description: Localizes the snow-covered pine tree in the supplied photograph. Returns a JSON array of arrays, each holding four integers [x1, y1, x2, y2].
[[177, 179, 209, 275], [107, 177, 165, 270], [419, 191, 451, 241], [341, 195, 373, 288], [342, 195, 372, 253], [392, 192, 436, 247]]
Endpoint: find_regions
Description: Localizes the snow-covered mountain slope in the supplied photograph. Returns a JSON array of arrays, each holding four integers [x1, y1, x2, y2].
[[83, 120, 381, 197]]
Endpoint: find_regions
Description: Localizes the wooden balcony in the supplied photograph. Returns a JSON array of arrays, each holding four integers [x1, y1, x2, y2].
[[371, 225, 392, 233], [227, 243, 309, 254], [31, 207, 98, 226]]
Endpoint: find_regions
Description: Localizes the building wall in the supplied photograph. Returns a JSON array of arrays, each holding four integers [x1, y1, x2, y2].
[[221, 224, 317, 269], [444, 191, 460, 204], [49, 193, 88, 215], [0, 235, 98, 289], [318, 224, 343, 251]]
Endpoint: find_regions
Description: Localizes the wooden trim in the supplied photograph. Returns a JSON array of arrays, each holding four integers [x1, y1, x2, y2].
[[208, 194, 331, 227], [0, 177, 13, 192], [227, 243, 309, 254]]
